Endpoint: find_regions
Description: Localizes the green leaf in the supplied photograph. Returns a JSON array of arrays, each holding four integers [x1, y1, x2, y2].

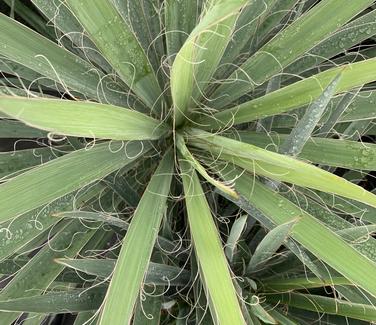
[[54, 211, 179, 254], [0, 13, 126, 106], [232, 131, 376, 171], [55, 258, 190, 286], [225, 214, 247, 263], [0, 141, 151, 223], [176, 133, 238, 198], [278, 74, 342, 156], [31, 0, 113, 73], [263, 276, 353, 292], [198, 58, 376, 128], [209, 0, 374, 107], [285, 9, 376, 77], [186, 129, 376, 208], [249, 296, 277, 324], [218, 0, 278, 76], [247, 220, 296, 273], [179, 158, 245, 325], [266, 293, 376, 322], [0, 97, 168, 140], [113, 0, 165, 83], [3, 0, 54, 38], [267, 309, 299, 325], [0, 287, 105, 313], [165, 0, 200, 59], [171, 0, 247, 126], [223, 170, 376, 299], [0, 119, 47, 138], [0, 220, 97, 324], [0, 146, 68, 179], [99, 150, 173, 325], [0, 192, 80, 261], [65, 0, 162, 110], [73, 312, 95, 325]]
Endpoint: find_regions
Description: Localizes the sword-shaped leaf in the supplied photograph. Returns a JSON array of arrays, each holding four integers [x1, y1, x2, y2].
[[0, 141, 151, 223], [0, 97, 168, 140], [65, 0, 162, 110], [179, 158, 245, 325], [99, 150, 173, 325], [171, 0, 247, 126], [186, 128, 376, 208], [209, 0, 374, 108], [198, 59, 376, 129]]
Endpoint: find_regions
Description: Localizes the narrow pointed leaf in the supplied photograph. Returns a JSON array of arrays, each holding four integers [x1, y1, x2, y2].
[[233, 131, 376, 171], [0, 220, 97, 324], [65, 0, 162, 109], [180, 158, 245, 325], [210, 0, 374, 107], [186, 129, 376, 208], [171, 0, 247, 125], [219, 0, 278, 73], [247, 220, 296, 273], [0, 287, 105, 313], [249, 296, 277, 324], [0, 120, 47, 139], [165, 0, 200, 58], [0, 141, 151, 223], [0, 190, 97, 261], [113, 0, 165, 81], [266, 293, 376, 322], [225, 214, 247, 262], [278, 74, 341, 156], [285, 9, 376, 77], [223, 170, 376, 298], [176, 133, 237, 198], [199, 58, 376, 128], [0, 97, 168, 140], [0, 13, 126, 106], [0, 146, 68, 179], [99, 150, 173, 325], [56, 259, 190, 286], [31, 0, 112, 73], [263, 277, 353, 291]]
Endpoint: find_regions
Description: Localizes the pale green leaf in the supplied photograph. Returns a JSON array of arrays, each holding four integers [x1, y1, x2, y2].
[[0, 141, 151, 223], [55, 258, 190, 286], [0, 97, 168, 140], [186, 129, 376, 208], [65, 0, 162, 110], [198, 59, 376, 128], [171, 0, 247, 126], [180, 158, 245, 325], [266, 293, 376, 322], [0, 13, 127, 106], [210, 0, 374, 107], [99, 150, 173, 325]]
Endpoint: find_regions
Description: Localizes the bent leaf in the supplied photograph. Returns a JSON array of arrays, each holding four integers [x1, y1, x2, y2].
[[186, 129, 376, 208]]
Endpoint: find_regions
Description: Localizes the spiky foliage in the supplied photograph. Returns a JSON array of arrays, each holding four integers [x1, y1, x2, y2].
[[0, 0, 376, 324]]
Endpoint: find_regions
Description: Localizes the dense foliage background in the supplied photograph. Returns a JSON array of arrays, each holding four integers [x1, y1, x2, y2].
[[0, 1, 376, 324]]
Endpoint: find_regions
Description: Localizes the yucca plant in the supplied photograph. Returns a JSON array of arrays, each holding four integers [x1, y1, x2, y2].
[[0, 0, 376, 324]]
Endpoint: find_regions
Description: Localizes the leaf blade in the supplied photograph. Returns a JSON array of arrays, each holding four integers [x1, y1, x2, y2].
[[180, 158, 245, 325], [0, 97, 168, 140], [0, 141, 151, 223], [99, 150, 173, 325]]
